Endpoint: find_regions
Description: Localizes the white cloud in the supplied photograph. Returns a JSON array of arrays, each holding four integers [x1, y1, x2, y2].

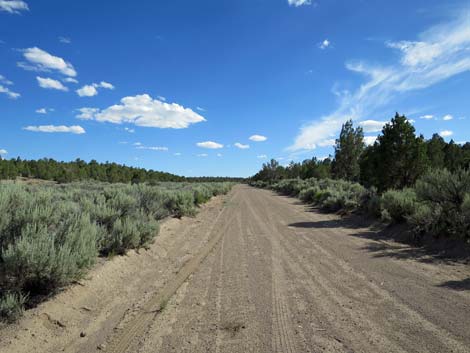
[[58, 36, 71, 44], [36, 76, 68, 91], [216, 153, 222, 157], [157, 95, 166, 101], [318, 139, 336, 147], [234, 142, 250, 149], [319, 39, 330, 50], [420, 114, 434, 120], [174, 152, 182, 156], [124, 127, 135, 133], [23, 125, 85, 134], [98, 81, 114, 89], [20, 47, 76, 77], [249, 134, 267, 142], [0, 74, 13, 85], [439, 130, 453, 137], [196, 106, 206, 112], [76, 107, 99, 120], [76, 82, 114, 97], [76, 84, 98, 97], [364, 135, 378, 146], [359, 119, 386, 133], [63, 77, 78, 84], [257, 154, 267, 159], [0, 0, 28, 13], [0, 148, 7, 155], [287, 0, 311, 7], [289, 13, 470, 151], [443, 114, 453, 121], [0, 85, 20, 99], [77, 94, 206, 129], [36, 108, 47, 114], [197, 153, 208, 157], [136, 145, 168, 151], [197, 141, 223, 149]]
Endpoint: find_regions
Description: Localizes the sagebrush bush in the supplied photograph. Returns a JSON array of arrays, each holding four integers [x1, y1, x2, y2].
[[380, 188, 417, 224], [413, 169, 470, 239], [0, 180, 232, 321], [0, 292, 27, 323]]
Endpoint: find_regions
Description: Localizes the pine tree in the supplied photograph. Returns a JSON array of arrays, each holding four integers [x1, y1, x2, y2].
[[332, 120, 364, 181]]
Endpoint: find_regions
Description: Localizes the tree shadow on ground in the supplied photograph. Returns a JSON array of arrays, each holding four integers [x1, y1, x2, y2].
[[437, 278, 470, 291]]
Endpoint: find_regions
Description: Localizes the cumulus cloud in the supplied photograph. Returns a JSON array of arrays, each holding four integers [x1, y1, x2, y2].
[[0, 0, 28, 13], [288, 0, 311, 7], [289, 12, 470, 151], [359, 119, 386, 133], [249, 134, 267, 142], [76, 94, 206, 129], [23, 125, 85, 134], [76, 107, 99, 120], [257, 154, 268, 159], [443, 114, 453, 121], [76, 82, 114, 97], [364, 135, 378, 146], [0, 85, 20, 99], [234, 142, 250, 149], [36, 76, 68, 91], [76, 85, 98, 97], [19, 47, 76, 77], [197, 141, 223, 149], [439, 130, 453, 137], [0, 148, 7, 155], [319, 39, 330, 50], [35, 108, 53, 114]]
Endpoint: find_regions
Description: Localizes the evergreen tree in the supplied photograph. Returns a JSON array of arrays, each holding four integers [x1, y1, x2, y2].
[[331, 120, 364, 181], [359, 113, 428, 191]]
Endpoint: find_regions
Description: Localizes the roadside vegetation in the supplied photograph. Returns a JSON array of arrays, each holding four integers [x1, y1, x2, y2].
[[0, 181, 232, 322], [251, 113, 470, 242]]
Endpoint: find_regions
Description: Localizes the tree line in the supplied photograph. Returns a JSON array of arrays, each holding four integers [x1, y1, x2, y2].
[[253, 113, 470, 191], [0, 157, 244, 184]]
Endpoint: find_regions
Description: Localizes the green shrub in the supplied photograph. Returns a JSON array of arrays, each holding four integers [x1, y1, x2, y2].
[[414, 169, 470, 239], [380, 188, 417, 223], [0, 292, 27, 323]]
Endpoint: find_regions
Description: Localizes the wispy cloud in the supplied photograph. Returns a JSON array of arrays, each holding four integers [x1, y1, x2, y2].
[[35, 107, 54, 114], [249, 134, 267, 142], [420, 114, 435, 120], [359, 119, 387, 133], [234, 142, 250, 149], [0, 0, 28, 14], [443, 114, 453, 121], [287, 0, 311, 7], [257, 154, 267, 159], [136, 145, 168, 151], [19, 47, 77, 77], [0, 85, 20, 99], [76, 94, 206, 129], [196, 141, 223, 149], [23, 125, 85, 134], [0, 74, 20, 99], [58, 36, 71, 44], [289, 11, 470, 151], [36, 76, 68, 91]]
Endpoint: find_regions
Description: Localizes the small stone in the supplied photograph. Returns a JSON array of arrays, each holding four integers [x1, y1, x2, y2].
[[80, 332, 86, 337]]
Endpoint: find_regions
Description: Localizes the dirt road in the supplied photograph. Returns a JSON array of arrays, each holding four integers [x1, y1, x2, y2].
[[1, 185, 470, 353]]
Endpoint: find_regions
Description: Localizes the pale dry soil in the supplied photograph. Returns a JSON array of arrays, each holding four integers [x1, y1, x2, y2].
[[1, 185, 469, 353]]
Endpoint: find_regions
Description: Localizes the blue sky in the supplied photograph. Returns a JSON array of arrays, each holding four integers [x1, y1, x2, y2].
[[0, 0, 469, 177]]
